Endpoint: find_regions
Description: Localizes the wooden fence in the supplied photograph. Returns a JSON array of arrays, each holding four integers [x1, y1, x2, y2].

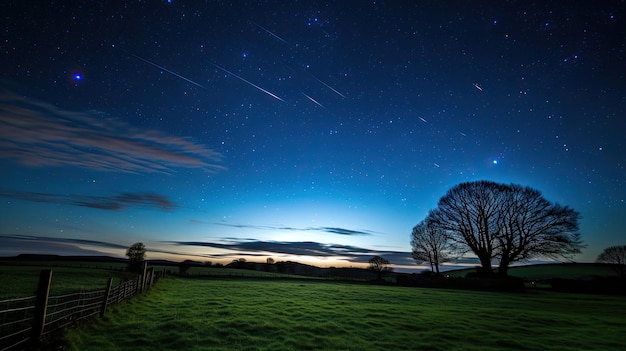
[[0, 265, 162, 351]]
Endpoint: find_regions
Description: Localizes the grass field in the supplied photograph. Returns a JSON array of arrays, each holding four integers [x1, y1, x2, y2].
[[180, 266, 309, 279], [2, 261, 617, 300], [0, 262, 308, 300], [63, 277, 626, 351], [0, 264, 136, 299]]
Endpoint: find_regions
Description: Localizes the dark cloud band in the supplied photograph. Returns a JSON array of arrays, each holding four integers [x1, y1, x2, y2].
[[0, 188, 177, 211], [194, 220, 375, 236], [167, 239, 414, 265]]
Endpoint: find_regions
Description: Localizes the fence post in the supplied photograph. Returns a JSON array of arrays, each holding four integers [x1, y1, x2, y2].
[[136, 275, 141, 294], [31, 269, 52, 345], [100, 277, 113, 318], [139, 261, 147, 292]]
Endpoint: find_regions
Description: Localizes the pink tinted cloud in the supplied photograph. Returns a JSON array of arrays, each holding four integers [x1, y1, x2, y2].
[[0, 93, 225, 174]]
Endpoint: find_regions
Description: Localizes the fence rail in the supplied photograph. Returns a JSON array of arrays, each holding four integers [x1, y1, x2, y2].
[[0, 265, 162, 351]]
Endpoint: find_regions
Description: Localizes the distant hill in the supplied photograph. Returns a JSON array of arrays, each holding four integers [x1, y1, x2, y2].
[[0, 254, 178, 266], [224, 260, 380, 280], [445, 263, 619, 280], [7, 255, 616, 283], [1, 254, 126, 263]]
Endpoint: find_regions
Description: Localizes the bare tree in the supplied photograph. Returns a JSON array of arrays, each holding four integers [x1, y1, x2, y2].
[[266, 257, 275, 272], [410, 215, 452, 274], [428, 180, 507, 275], [368, 256, 393, 280], [428, 181, 583, 276], [496, 184, 583, 276], [596, 245, 626, 277], [231, 258, 247, 268], [126, 242, 146, 273]]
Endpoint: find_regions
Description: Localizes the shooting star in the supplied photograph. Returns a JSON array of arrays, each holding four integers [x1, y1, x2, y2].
[[473, 83, 483, 91], [458, 131, 467, 137], [301, 92, 324, 108], [249, 20, 289, 45], [313, 76, 346, 98], [418, 116, 428, 123], [126, 52, 205, 89], [211, 63, 286, 102]]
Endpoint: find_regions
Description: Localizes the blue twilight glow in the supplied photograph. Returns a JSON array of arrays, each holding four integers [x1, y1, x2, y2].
[[0, 2, 624, 271]]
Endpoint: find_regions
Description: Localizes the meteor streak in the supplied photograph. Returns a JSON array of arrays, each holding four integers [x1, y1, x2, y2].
[[313, 76, 346, 98], [418, 116, 428, 123], [301, 92, 324, 108], [473, 83, 483, 91], [249, 20, 289, 45], [211, 63, 286, 102], [126, 52, 205, 89]]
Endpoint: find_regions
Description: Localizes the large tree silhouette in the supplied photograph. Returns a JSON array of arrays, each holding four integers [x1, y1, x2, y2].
[[494, 184, 582, 275], [428, 181, 506, 275], [428, 181, 583, 276]]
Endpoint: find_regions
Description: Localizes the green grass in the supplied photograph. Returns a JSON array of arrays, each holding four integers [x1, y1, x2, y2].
[[180, 266, 305, 278], [0, 261, 308, 300], [0, 264, 136, 299], [63, 277, 626, 351]]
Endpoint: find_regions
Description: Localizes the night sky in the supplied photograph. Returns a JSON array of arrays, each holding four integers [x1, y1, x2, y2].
[[1, 1, 624, 271]]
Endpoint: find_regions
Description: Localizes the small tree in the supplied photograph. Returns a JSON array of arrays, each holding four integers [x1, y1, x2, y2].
[[231, 258, 246, 268], [596, 245, 626, 277], [411, 216, 452, 274], [266, 257, 275, 272], [126, 242, 146, 273], [179, 261, 192, 275], [368, 256, 393, 280]]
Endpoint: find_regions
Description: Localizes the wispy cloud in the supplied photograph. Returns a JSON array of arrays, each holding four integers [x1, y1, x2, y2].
[[0, 188, 177, 211], [321, 227, 373, 236], [0, 92, 224, 174], [1, 234, 129, 249], [191, 220, 375, 236]]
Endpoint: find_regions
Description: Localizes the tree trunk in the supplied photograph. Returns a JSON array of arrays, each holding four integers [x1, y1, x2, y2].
[[477, 255, 494, 276], [497, 262, 510, 277]]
